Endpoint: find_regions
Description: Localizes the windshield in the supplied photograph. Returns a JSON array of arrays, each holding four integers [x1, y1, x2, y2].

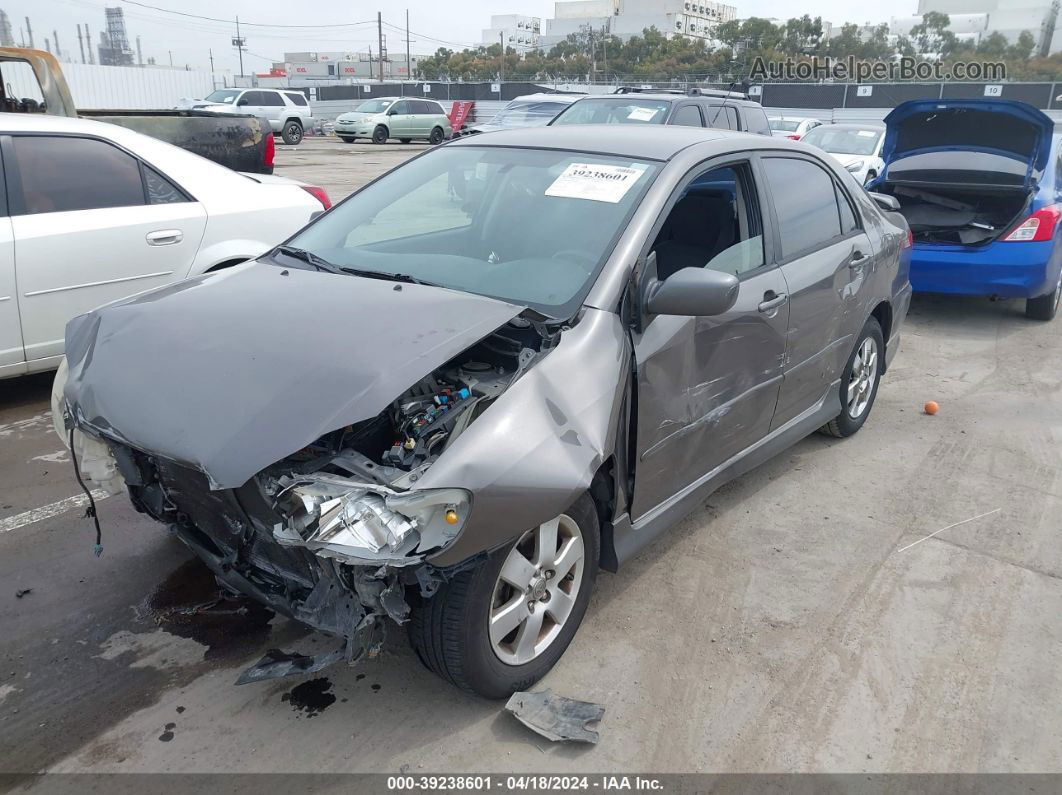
[[353, 99, 394, 113], [205, 89, 240, 104], [490, 101, 572, 128], [769, 118, 800, 132], [284, 146, 659, 316], [552, 98, 671, 126], [802, 127, 882, 156]]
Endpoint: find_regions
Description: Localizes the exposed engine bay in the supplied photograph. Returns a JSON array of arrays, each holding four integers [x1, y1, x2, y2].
[[259, 314, 555, 565], [883, 184, 1031, 246]]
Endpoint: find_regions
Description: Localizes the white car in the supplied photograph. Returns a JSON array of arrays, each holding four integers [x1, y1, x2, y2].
[[0, 114, 328, 379], [799, 123, 886, 185], [186, 88, 315, 145], [768, 116, 824, 139]]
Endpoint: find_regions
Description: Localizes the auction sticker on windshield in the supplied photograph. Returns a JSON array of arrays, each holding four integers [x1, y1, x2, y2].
[[545, 162, 648, 203], [627, 107, 659, 121]]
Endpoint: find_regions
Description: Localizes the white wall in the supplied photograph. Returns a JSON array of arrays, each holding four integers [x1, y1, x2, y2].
[[6, 61, 223, 109]]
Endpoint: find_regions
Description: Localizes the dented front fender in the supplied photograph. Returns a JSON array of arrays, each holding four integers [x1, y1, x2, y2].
[[417, 308, 631, 567]]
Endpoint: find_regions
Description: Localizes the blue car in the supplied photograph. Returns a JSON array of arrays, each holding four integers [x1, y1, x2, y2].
[[868, 99, 1062, 320]]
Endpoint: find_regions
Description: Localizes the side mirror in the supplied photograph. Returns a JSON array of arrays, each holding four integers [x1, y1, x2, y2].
[[387, 107, 398, 115], [237, 98, 249, 106], [867, 191, 899, 213], [647, 267, 740, 317]]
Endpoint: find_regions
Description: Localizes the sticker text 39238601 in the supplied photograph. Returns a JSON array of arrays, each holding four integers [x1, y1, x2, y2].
[[544, 163, 648, 204]]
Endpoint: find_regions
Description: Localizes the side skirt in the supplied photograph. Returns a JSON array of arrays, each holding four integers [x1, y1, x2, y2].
[[611, 381, 842, 567]]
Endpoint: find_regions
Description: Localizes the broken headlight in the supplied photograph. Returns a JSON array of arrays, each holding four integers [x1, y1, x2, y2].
[[272, 474, 469, 564]]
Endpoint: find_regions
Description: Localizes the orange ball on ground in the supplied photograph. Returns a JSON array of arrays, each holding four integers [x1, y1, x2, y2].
[[924, 401, 939, 415]]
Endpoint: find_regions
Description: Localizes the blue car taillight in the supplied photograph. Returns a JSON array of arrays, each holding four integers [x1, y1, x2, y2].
[[1002, 204, 1061, 242]]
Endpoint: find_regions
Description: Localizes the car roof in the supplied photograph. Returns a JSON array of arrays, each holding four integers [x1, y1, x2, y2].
[[574, 93, 760, 108], [812, 122, 886, 131], [509, 93, 584, 104], [447, 124, 762, 160], [0, 112, 143, 138]]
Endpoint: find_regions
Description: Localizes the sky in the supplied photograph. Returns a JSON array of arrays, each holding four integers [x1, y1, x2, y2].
[[7, 0, 917, 74]]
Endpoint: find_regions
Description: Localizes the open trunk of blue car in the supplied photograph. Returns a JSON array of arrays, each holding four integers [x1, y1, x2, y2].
[[871, 99, 1053, 246]]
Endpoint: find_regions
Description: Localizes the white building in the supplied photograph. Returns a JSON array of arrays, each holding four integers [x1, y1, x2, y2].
[[539, 0, 738, 50], [890, 0, 1062, 54], [275, 52, 425, 84], [482, 14, 542, 50]]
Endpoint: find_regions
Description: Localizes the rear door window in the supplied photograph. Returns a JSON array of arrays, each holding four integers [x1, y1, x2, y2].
[[745, 107, 772, 135], [761, 157, 843, 259], [671, 105, 703, 127], [259, 91, 285, 107], [12, 135, 146, 215]]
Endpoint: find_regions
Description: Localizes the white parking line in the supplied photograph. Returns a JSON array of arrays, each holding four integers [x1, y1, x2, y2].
[[0, 490, 110, 535]]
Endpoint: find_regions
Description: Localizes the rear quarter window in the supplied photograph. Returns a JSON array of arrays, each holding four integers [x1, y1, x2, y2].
[[745, 107, 772, 135], [285, 92, 309, 106]]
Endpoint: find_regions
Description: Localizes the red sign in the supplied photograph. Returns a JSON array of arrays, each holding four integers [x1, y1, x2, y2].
[[449, 101, 474, 131]]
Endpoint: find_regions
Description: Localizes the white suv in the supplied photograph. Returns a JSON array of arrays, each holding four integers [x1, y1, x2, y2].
[[192, 89, 315, 144]]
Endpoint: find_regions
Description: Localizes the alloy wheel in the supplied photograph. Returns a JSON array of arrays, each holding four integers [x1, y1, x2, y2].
[[488, 514, 585, 666], [847, 337, 878, 419]]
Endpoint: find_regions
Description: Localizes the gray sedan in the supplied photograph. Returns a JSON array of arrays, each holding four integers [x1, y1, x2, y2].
[[55, 126, 913, 698]]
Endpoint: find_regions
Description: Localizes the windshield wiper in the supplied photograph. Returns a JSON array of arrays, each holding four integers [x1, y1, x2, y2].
[[334, 267, 441, 288], [272, 245, 344, 274]]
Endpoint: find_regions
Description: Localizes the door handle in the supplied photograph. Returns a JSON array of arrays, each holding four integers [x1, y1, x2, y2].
[[758, 292, 788, 313], [848, 251, 870, 269], [146, 229, 183, 246]]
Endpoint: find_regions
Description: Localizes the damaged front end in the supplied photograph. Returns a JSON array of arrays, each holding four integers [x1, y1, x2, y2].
[[56, 276, 559, 681]]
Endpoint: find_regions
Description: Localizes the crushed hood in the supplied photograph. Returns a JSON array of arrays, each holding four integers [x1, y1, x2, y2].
[[63, 263, 524, 489], [881, 99, 1054, 188]]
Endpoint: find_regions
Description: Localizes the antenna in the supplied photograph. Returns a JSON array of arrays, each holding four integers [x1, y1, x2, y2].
[[706, 80, 741, 130]]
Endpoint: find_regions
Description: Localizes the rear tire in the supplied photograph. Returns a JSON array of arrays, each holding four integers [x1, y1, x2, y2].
[[429, 126, 445, 145], [371, 125, 388, 145], [409, 493, 599, 699], [281, 120, 303, 145], [819, 317, 884, 438], [1026, 272, 1061, 320]]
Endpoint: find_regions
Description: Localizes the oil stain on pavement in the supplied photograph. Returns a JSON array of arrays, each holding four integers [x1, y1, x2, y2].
[[282, 678, 336, 718]]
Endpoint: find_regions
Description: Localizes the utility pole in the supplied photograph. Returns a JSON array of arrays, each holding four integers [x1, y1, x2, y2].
[[136, 35, 143, 66], [25, 16, 33, 48], [499, 32, 504, 89], [406, 9, 411, 81], [168, 50, 173, 67], [233, 16, 245, 79], [209, 48, 214, 72], [86, 25, 94, 63], [53, 30, 60, 59], [77, 25, 85, 63], [377, 12, 384, 82], [588, 26, 595, 83], [44, 37, 49, 53]]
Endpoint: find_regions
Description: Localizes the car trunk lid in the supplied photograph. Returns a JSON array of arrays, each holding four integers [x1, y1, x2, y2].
[[880, 99, 1054, 190]]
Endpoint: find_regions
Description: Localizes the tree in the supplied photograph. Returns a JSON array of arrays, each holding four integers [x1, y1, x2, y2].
[[1008, 30, 1036, 60]]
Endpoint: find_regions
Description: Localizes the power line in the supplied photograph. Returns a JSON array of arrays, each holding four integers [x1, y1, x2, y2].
[[116, 0, 377, 29]]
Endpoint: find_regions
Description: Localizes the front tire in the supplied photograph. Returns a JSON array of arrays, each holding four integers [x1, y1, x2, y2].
[[1026, 271, 1061, 320], [371, 125, 388, 145], [409, 493, 599, 699], [281, 120, 303, 145], [819, 317, 884, 438], [429, 126, 445, 145]]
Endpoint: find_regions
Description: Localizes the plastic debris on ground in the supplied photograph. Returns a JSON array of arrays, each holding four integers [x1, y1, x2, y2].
[[504, 689, 605, 744]]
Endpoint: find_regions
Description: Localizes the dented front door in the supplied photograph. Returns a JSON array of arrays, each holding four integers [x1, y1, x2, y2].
[[630, 269, 789, 521]]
